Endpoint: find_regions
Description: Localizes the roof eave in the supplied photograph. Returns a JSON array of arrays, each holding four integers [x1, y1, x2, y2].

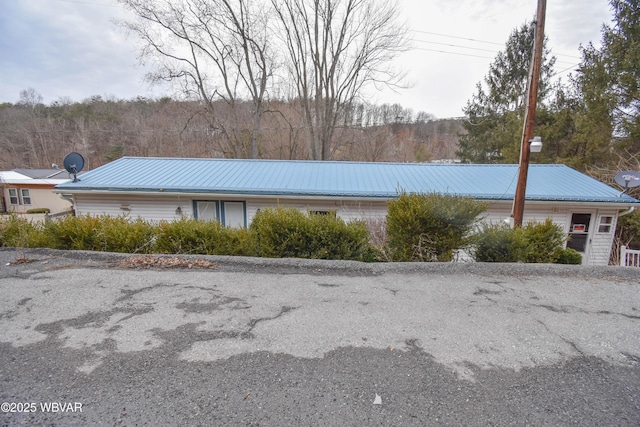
[[53, 187, 640, 206]]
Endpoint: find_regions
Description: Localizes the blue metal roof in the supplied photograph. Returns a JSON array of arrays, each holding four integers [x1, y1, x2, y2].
[[55, 157, 640, 204]]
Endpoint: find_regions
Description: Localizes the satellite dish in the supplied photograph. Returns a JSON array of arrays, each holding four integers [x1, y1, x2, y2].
[[63, 152, 84, 182], [614, 170, 640, 194]]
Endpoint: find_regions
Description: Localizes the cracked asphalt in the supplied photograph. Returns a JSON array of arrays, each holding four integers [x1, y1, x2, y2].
[[1, 248, 639, 426]]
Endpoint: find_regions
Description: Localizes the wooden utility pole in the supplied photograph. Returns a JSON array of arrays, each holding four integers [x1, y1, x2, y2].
[[512, 0, 546, 227]]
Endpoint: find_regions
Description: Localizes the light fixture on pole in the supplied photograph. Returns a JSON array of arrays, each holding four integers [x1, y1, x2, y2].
[[529, 136, 543, 153]]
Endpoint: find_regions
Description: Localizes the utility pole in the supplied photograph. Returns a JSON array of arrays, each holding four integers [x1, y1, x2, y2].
[[512, 0, 546, 227]]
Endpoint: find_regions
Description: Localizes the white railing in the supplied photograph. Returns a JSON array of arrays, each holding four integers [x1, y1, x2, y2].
[[620, 245, 640, 267]]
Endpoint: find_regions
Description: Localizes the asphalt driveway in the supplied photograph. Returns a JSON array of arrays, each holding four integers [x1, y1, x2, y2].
[[1, 248, 639, 426]]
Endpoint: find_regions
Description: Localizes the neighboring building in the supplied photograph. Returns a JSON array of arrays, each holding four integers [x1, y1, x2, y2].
[[54, 157, 640, 266], [1, 169, 75, 216]]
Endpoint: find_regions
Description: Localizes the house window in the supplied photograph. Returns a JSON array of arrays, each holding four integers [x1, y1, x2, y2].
[[598, 216, 614, 233], [222, 201, 246, 228], [8, 188, 19, 205], [194, 200, 246, 228], [195, 201, 219, 221], [20, 189, 31, 205]]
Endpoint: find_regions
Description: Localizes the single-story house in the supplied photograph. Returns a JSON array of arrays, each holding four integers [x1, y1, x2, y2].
[[54, 157, 640, 266], [1, 168, 76, 216]]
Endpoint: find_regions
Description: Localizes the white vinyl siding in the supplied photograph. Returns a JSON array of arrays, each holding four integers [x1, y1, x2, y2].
[[244, 199, 388, 224], [587, 210, 619, 266], [74, 194, 189, 221], [70, 193, 625, 265]]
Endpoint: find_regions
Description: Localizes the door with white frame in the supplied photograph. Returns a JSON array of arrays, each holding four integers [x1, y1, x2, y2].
[[566, 212, 593, 264]]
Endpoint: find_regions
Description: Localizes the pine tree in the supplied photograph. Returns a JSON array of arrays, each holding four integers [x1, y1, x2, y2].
[[457, 22, 556, 163]]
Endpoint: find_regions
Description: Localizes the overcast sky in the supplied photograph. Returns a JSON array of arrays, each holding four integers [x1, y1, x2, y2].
[[0, 0, 613, 119]]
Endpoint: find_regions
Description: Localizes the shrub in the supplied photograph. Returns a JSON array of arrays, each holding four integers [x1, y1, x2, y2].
[[251, 207, 313, 258], [43, 215, 104, 251], [42, 215, 155, 253], [250, 207, 373, 261], [473, 223, 527, 263], [472, 218, 569, 264], [520, 218, 566, 263], [307, 214, 373, 260], [154, 218, 257, 256], [0, 215, 50, 248], [556, 248, 582, 265], [386, 192, 487, 262], [94, 216, 156, 253]]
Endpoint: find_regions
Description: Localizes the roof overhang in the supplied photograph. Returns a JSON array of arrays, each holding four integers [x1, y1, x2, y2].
[[55, 187, 640, 208]]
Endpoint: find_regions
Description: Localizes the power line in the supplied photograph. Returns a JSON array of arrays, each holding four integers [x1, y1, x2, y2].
[[410, 29, 583, 62], [410, 39, 500, 54], [412, 47, 493, 60], [410, 29, 504, 46], [553, 63, 580, 76]]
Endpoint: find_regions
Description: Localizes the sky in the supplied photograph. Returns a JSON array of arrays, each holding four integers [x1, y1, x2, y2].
[[0, 0, 613, 119]]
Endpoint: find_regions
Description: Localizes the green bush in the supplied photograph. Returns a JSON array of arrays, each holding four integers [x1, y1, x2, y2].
[[473, 223, 527, 263], [386, 192, 487, 262], [556, 248, 582, 264], [473, 218, 569, 264], [41, 214, 155, 253], [154, 217, 256, 256], [250, 207, 373, 260], [251, 207, 313, 258], [94, 216, 156, 253], [520, 218, 566, 263], [0, 215, 50, 248], [307, 214, 374, 261], [43, 215, 104, 251]]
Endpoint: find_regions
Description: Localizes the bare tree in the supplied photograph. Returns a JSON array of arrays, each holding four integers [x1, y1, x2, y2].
[[17, 88, 44, 111], [270, 0, 408, 160], [118, 0, 275, 158]]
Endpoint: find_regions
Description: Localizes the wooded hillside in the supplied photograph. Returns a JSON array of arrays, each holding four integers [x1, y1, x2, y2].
[[0, 96, 463, 170]]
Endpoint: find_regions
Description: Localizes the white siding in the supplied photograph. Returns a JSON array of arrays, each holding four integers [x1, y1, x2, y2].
[[481, 202, 571, 228], [74, 194, 388, 225], [245, 198, 388, 224], [75, 194, 190, 222], [72, 193, 622, 266], [587, 209, 618, 266]]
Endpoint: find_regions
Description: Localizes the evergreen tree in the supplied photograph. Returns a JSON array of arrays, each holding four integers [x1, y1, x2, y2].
[[564, 0, 640, 171], [601, 0, 640, 153], [457, 22, 556, 163]]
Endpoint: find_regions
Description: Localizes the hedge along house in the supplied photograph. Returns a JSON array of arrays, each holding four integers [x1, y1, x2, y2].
[[54, 157, 640, 266]]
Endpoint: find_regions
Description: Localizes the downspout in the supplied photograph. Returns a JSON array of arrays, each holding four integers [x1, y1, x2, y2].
[[619, 206, 636, 217]]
